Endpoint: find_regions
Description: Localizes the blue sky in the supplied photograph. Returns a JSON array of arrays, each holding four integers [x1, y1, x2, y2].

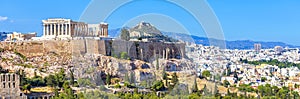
[[0, 0, 300, 45]]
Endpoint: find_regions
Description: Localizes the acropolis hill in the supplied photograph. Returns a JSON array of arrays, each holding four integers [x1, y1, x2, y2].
[[0, 19, 203, 99], [0, 19, 190, 84]]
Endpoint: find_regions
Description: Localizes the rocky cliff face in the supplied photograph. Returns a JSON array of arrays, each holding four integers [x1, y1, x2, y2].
[[95, 55, 154, 82], [129, 22, 162, 38]]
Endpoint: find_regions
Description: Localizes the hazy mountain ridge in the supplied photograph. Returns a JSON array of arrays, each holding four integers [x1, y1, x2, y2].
[[109, 28, 298, 49]]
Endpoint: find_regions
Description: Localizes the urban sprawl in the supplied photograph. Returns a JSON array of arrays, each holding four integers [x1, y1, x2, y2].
[[0, 18, 299, 99]]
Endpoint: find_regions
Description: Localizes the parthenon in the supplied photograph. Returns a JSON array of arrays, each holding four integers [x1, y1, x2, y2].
[[42, 18, 108, 39]]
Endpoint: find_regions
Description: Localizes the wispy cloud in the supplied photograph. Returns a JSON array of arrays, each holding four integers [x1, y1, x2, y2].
[[0, 16, 8, 21]]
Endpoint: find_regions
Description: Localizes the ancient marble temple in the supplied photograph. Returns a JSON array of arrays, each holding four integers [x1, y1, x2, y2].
[[42, 18, 108, 39]]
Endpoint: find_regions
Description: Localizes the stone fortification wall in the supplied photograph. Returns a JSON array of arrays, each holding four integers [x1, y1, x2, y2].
[[111, 40, 186, 62], [0, 39, 185, 62], [0, 40, 72, 57]]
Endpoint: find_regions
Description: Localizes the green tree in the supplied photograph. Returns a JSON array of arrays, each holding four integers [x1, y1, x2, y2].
[[124, 72, 130, 84], [124, 81, 131, 88], [203, 84, 210, 96], [69, 69, 75, 85], [292, 91, 299, 99], [23, 84, 31, 92], [223, 80, 230, 87], [130, 71, 135, 84], [46, 75, 57, 87], [151, 80, 165, 91], [61, 81, 75, 99], [258, 85, 265, 96], [272, 86, 279, 96], [106, 73, 111, 85], [295, 84, 299, 88], [120, 28, 130, 41], [156, 57, 159, 70], [188, 93, 201, 99], [171, 73, 178, 85], [192, 77, 198, 93], [277, 87, 289, 99], [120, 52, 129, 59], [162, 67, 167, 80], [202, 70, 211, 79], [226, 68, 231, 76], [233, 70, 238, 83], [56, 68, 66, 88], [261, 77, 267, 82], [115, 83, 121, 88]]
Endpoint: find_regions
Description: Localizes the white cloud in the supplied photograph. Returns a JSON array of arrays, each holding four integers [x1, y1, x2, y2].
[[0, 16, 8, 21]]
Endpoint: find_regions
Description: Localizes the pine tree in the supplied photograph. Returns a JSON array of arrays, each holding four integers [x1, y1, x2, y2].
[[106, 73, 111, 85], [124, 72, 129, 83], [120, 28, 130, 41], [69, 69, 75, 85], [156, 57, 159, 70], [56, 68, 66, 88], [227, 68, 231, 76], [213, 82, 219, 96], [192, 77, 198, 93], [227, 88, 231, 96], [203, 84, 209, 96], [162, 67, 167, 80], [130, 71, 135, 85]]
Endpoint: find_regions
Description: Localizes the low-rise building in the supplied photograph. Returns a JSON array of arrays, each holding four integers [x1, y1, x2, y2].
[[0, 73, 54, 99], [0, 32, 37, 41], [0, 73, 26, 99]]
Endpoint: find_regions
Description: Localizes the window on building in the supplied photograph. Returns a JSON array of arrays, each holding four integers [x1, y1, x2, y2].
[[8, 75, 10, 81], [3, 83, 5, 88], [2, 75, 5, 81], [12, 75, 15, 81], [13, 83, 15, 88]]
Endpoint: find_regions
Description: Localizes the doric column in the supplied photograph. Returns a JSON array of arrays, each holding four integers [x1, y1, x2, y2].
[[64, 24, 67, 35], [54, 24, 56, 36], [163, 50, 165, 59], [68, 24, 71, 37], [60, 24, 63, 35], [74, 24, 77, 36], [75, 24, 77, 36], [58, 24, 61, 36], [101, 27, 103, 36], [50, 24, 53, 36], [78, 24, 81, 36], [85, 24, 88, 36], [46, 24, 49, 36], [100, 27, 102, 37], [43, 24, 46, 36], [80, 24, 83, 36], [61, 24, 63, 35], [102, 26, 104, 37], [85, 24, 87, 36], [105, 26, 107, 37]]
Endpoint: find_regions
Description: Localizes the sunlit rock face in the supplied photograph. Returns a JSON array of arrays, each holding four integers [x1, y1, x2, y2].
[[129, 21, 162, 38]]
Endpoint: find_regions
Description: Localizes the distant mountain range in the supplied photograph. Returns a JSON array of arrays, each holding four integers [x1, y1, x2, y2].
[[109, 28, 299, 49]]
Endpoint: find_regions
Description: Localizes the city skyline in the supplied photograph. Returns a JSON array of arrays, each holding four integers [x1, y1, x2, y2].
[[1, 0, 300, 45]]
